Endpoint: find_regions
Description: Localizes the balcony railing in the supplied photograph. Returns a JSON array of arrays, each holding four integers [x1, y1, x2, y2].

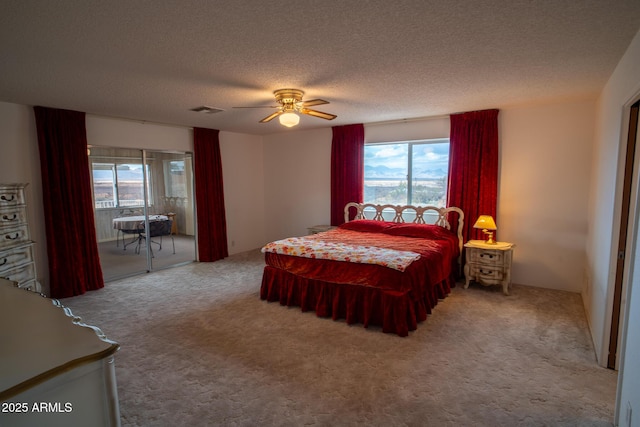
[[95, 200, 145, 209]]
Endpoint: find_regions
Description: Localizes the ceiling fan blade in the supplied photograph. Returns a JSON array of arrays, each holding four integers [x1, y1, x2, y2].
[[301, 99, 329, 107], [301, 108, 337, 120], [232, 105, 278, 109], [260, 110, 283, 123]]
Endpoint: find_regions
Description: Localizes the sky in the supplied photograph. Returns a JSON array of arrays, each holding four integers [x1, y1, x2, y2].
[[364, 141, 449, 178]]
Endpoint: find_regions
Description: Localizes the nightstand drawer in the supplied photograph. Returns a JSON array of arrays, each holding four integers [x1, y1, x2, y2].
[[471, 266, 504, 281], [470, 249, 504, 264]]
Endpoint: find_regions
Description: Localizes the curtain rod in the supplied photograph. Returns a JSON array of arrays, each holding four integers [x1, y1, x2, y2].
[[87, 113, 194, 130], [364, 114, 450, 127]]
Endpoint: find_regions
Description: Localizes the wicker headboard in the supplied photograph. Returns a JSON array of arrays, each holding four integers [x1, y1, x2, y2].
[[344, 202, 465, 256]]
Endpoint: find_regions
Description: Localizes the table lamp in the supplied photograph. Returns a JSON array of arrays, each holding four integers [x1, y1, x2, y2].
[[473, 215, 497, 244]]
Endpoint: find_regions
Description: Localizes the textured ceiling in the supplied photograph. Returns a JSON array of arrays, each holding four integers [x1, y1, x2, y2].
[[1, 1, 639, 135]]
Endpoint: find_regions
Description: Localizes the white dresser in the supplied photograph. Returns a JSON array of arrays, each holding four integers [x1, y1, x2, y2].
[[0, 184, 39, 292], [0, 278, 121, 426]]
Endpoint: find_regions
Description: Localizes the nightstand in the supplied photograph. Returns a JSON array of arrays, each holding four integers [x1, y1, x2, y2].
[[307, 225, 336, 235], [463, 240, 515, 295]]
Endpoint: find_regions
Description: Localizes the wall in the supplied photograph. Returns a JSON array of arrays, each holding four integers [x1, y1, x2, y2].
[[364, 116, 450, 143], [500, 100, 595, 292], [588, 28, 640, 424], [262, 128, 332, 243], [87, 116, 192, 152], [587, 29, 640, 368], [219, 131, 265, 254]]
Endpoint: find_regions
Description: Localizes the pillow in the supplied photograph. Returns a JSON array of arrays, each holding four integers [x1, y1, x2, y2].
[[383, 223, 455, 240], [339, 219, 394, 233]]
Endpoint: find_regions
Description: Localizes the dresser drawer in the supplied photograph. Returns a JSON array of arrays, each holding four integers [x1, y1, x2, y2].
[[0, 186, 26, 208], [1, 261, 36, 285], [0, 206, 28, 229], [469, 249, 504, 265], [0, 243, 35, 274], [0, 224, 30, 250]]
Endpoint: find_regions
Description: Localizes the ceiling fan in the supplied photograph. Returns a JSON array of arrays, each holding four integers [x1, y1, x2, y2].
[[234, 89, 337, 127]]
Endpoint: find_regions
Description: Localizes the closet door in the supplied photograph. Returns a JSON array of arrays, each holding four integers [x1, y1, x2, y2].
[[90, 147, 150, 280], [90, 148, 196, 281], [144, 150, 197, 272]]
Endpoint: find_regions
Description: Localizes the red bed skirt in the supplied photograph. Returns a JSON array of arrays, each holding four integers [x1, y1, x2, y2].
[[260, 265, 452, 337]]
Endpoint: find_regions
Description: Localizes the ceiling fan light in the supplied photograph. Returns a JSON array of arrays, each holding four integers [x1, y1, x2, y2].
[[279, 112, 300, 127]]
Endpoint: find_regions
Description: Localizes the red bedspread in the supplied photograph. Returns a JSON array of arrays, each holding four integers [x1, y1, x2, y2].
[[260, 221, 460, 336]]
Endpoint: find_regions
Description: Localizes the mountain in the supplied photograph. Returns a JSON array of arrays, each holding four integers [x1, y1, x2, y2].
[[364, 165, 404, 179], [365, 165, 446, 179], [413, 167, 447, 179]]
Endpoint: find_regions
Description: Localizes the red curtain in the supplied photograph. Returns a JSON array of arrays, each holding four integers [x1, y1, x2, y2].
[[447, 109, 499, 242], [33, 106, 104, 298], [193, 127, 228, 261], [331, 124, 365, 226]]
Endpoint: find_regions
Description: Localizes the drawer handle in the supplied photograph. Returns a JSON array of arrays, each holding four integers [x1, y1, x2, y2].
[[480, 269, 493, 275], [2, 214, 17, 221], [480, 253, 494, 259], [5, 233, 20, 241], [0, 258, 6, 266], [0, 194, 16, 202]]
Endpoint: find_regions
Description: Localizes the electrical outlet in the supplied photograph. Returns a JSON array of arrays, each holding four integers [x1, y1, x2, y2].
[[626, 401, 632, 427]]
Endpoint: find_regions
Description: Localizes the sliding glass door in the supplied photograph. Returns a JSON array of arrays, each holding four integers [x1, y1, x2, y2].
[[89, 147, 196, 281]]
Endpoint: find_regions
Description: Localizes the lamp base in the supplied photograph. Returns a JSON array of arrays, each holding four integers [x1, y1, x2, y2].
[[483, 230, 496, 244]]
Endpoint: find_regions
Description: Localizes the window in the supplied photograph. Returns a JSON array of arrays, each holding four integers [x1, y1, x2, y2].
[[92, 162, 151, 209], [364, 139, 449, 207], [163, 160, 187, 198]]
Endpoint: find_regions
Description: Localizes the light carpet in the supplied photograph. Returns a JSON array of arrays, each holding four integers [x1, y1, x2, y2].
[[97, 235, 197, 282], [62, 249, 617, 426]]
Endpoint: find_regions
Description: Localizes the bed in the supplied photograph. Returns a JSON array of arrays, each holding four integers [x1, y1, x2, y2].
[[260, 202, 464, 336]]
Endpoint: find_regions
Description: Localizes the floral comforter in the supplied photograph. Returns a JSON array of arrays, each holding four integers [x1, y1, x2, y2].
[[261, 237, 421, 271]]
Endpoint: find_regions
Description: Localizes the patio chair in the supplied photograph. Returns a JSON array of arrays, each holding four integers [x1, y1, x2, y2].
[[135, 219, 175, 257]]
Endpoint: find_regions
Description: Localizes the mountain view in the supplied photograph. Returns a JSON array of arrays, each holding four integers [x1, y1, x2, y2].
[[364, 141, 449, 207], [364, 165, 448, 180]]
